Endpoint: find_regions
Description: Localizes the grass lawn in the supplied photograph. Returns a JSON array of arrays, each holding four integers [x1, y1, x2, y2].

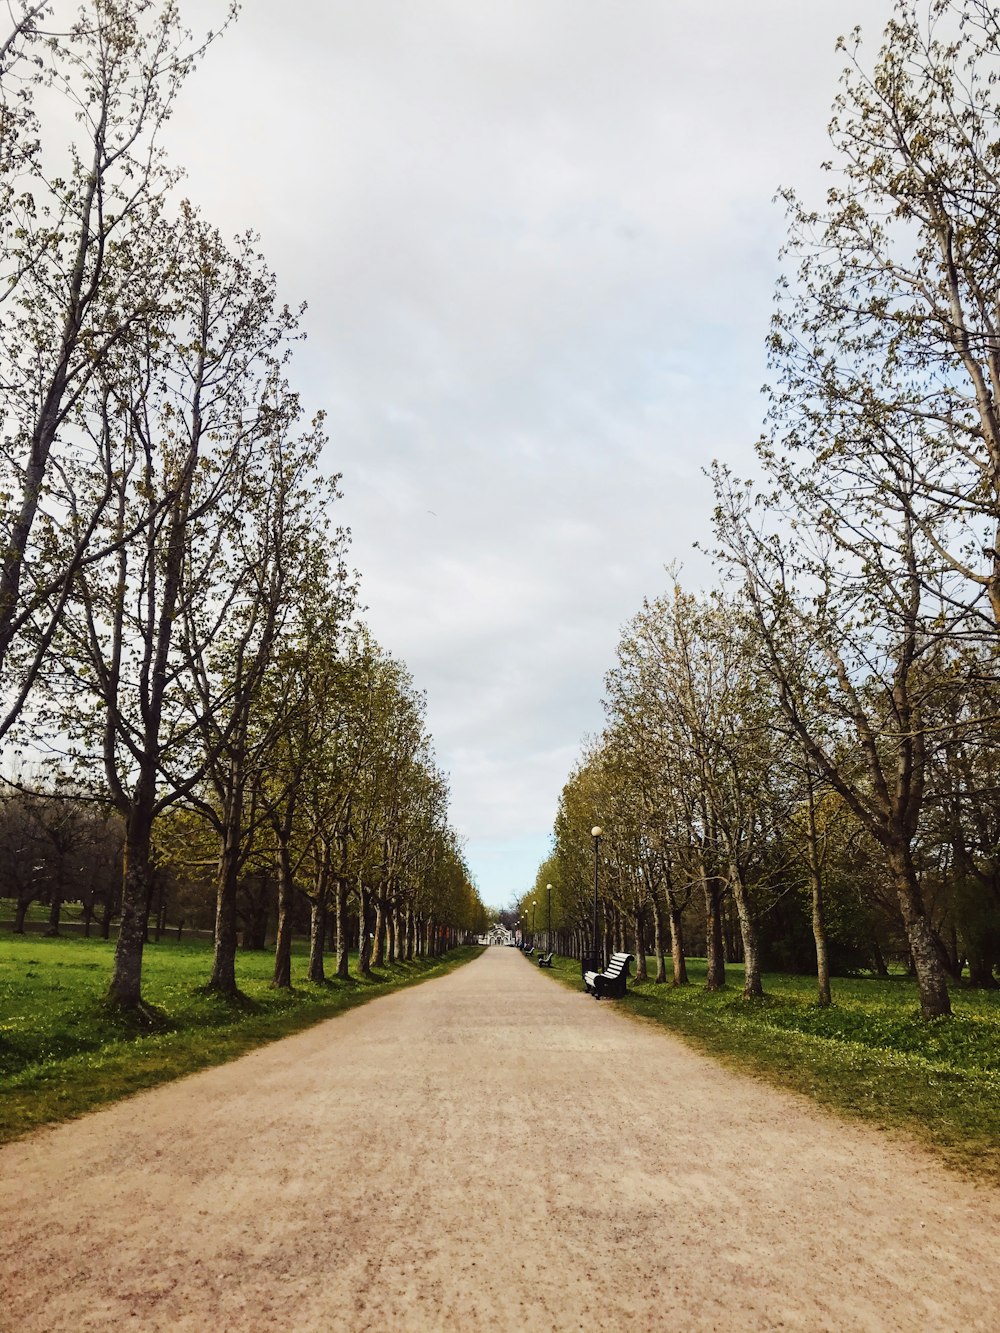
[[536, 951, 1000, 1180], [0, 934, 483, 1144]]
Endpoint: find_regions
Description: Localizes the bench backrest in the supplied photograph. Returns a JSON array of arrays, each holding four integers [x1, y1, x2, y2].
[[602, 952, 633, 978]]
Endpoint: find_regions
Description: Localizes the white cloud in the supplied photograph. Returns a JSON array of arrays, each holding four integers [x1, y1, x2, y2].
[[165, 0, 897, 906]]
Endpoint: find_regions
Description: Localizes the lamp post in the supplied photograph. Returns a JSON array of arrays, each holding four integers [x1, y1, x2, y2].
[[531, 899, 537, 944], [591, 826, 603, 968], [546, 883, 553, 952]]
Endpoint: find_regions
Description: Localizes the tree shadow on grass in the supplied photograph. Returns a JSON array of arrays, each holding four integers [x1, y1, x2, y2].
[[304, 976, 358, 990], [96, 996, 176, 1034], [192, 984, 257, 1013]]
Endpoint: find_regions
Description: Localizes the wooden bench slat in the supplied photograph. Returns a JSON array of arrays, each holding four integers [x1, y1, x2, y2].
[[582, 952, 634, 1000]]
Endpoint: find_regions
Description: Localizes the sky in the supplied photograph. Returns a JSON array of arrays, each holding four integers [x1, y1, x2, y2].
[[164, 0, 896, 910]]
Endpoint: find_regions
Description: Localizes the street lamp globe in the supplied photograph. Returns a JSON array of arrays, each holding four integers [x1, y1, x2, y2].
[[591, 826, 603, 838]]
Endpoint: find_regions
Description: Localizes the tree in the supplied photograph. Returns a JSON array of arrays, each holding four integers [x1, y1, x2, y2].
[[52, 210, 302, 1008], [714, 449, 958, 1017], [0, 1, 234, 743]]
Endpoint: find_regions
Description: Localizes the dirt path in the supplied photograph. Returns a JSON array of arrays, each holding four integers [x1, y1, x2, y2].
[[1, 948, 998, 1331]]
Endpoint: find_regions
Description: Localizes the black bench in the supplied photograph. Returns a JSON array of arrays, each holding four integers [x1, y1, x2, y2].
[[583, 952, 633, 999], [537, 951, 554, 967]]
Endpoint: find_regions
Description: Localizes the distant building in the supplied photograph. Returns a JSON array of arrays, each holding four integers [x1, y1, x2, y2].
[[480, 924, 514, 946]]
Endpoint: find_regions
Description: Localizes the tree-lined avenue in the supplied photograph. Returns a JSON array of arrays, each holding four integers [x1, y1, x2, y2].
[[0, 947, 996, 1331]]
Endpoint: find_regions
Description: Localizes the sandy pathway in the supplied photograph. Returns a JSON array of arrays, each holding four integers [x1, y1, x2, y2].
[[1, 947, 998, 1331]]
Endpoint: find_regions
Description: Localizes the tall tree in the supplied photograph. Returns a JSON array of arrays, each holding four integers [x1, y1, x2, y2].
[[0, 1, 234, 741], [54, 211, 301, 1007]]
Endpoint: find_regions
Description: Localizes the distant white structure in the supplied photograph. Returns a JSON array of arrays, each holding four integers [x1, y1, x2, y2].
[[480, 924, 514, 946]]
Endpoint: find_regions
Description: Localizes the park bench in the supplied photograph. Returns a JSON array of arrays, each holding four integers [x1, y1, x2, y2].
[[537, 951, 554, 967], [583, 952, 633, 999]]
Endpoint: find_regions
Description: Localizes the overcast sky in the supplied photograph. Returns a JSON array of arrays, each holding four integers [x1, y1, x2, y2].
[[165, 0, 896, 909]]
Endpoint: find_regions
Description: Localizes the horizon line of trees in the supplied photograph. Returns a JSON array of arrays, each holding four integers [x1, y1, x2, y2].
[[0, 1, 487, 1006], [524, 0, 1000, 1020]]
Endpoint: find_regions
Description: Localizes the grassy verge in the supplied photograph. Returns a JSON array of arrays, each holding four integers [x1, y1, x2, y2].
[[536, 951, 1000, 1180], [0, 935, 483, 1144]]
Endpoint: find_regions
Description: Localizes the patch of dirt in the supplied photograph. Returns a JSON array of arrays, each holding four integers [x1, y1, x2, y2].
[[1, 947, 997, 1331]]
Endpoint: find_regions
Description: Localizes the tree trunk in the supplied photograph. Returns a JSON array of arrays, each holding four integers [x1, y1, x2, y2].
[[668, 903, 689, 986], [372, 893, 386, 968], [242, 882, 270, 950], [650, 893, 667, 984], [13, 898, 29, 933], [101, 889, 114, 940], [810, 868, 832, 1006], [888, 844, 951, 1018], [107, 796, 155, 1007], [386, 908, 396, 964], [334, 879, 350, 980], [805, 768, 832, 1006], [968, 949, 999, 989], [633, 909, 647, 981], [308, 892, 327, 984], [730, 864, 763, 999], [45, 890, 62, 937], [871, 935, 889, 978], [358, 884, 373, 977], [703, 869, 726, 991], [272, 843, 294, 989], [153, 875, 166, 944], [405, 907, 415, 961], [206, 824, 242, 999]]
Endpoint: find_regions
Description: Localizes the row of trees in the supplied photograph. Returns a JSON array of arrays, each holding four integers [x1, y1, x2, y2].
[[0, 2, 485, 1005], [525, 0, 1000, 1019]]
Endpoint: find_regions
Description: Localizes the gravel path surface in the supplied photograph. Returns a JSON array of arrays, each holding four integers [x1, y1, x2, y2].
[[1, 946, 998, 1331]]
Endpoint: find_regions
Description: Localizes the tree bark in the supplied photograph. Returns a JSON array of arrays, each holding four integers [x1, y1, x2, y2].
[[888, 844, 951, 1018], [272, 844, 294, 989], [44, 890, 62, 937], [333, 880, 349, 980], [307, 891, 326, 984], [871, 934, 889, 978], [703, 867, 726, 991], [107, 796, 154, 1007], [650, 892, 667, 984], [668, 903, 689, 986], [633, 909, 647, 981], [405, 907, 415, 961], [358, 884, 373, 977], [805, 767, 832, 1006], [206, 823, 242, 999], [101, 892, 113, 940], [730, 864, 763, 999], [372, 893, 386, 968], [968, 950, 999, 989]]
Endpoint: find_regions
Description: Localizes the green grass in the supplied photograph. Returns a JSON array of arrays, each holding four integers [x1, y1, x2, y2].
[[0, 934, 483, 1143], [538, 951, 1000, 1180]]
